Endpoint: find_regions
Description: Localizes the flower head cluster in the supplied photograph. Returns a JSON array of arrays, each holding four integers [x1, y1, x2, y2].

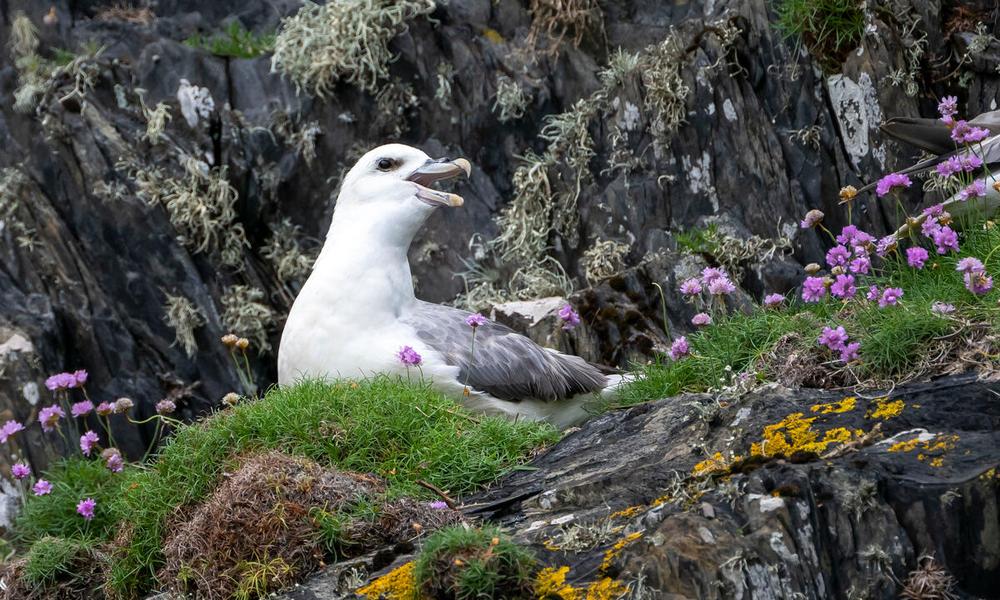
[[763, 293, 784, 308], [102, 448, 124, 473], [957, 258, 993, 295], [11, 463, 30, 480], [931, 301, 955, 315], [558, 305, 580, 331], [77, 498, 96, 520], [71, 400, 95, 418], [397, 346, 422, 367], [875, 172, 912, 197], [958, 180, 987, 201], [113, 397, 134, 414], [156, 399, 177, 415], [950, 120, 990, 144], [817, 326, 860, 363], [668, 336, 689, 361], [691, 312, 712, 326], [935, 153, 982, 177], [465, 313, 488, 328], [906, 247, 929, 269], [801, 276, 828, 303], [830, 274, 857, 299], [0, 420, 25, 444], [800, 209, 824, 229], [878, 287, 904, 308], [938, 96, 958, 123], [679, 268, 736, 300], [39, 404, 65, 432], [45, 370, 88, 391], [33, 479, 52, 496], [80, 431, 100, 456]]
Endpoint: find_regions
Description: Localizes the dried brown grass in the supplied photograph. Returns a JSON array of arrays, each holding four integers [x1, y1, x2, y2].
[[94, 3, 154, 25]]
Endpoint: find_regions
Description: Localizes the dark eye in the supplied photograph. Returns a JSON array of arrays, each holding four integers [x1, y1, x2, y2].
[[376, 158, 396, 171]]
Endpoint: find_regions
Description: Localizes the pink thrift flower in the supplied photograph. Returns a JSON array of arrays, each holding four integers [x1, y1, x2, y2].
[[964, 271, 994, 295], [701, 268, 725, 283], [923, 204, 945, 218], [849, 256, 871, 275], [707, 277, 736, 296], [679, 278, 703, 296], [11, 463, 30, 480], [72, 370, 88, 387], [80, 431, 100, 456], [397, 346, 422, 367], [32, 479, 52, 496], [428, 500, 448, 510], [106, 453, 124, 473], [921, 218, 942, 238], [931, 302, 955, 315], [95, 402, 114, 416], [830, 274, 857, 299], [800, 210, 824, 229], [668, 337, 690, 361], [0, 420, 25, 444], [879, 287, 904, 308], [818, 326, 849, 351], [960, 154, 983, 171], [836, 225, 874, 247], [839, 342, 861, 363], [801, 277, 827, 303], [866, 285, 880, 302], [156, 399, 176, 415], [465, 313, 488, 328], [935, 157, 960, 177], [956, 257, 984, 274], [77, 498, 96, 520], [691, 312, 712, 326], [938, 96, 958, 120], [959, 180, 986, 201], [951, 120, 990, 144], [826, 245, 851, 268], [933, 227, 959, 254], [875, 173, 912, 197], [44, 372, 75, 391], [71, 400, 94, 418], [558, 305, 580, 330], [763, 293, 784, 307], [875, 236, 896, 257], [906, 247, 929, 269], [39, 405, 65, 433]]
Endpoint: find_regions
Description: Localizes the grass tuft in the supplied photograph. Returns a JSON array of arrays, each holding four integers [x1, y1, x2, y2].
[[185, 21, 275, 58], [22, 536, 96, 586], [775, 0, 865, 72]]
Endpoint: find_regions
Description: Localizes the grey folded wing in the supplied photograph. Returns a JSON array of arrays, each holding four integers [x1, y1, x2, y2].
[[400, 301, 607, 402]]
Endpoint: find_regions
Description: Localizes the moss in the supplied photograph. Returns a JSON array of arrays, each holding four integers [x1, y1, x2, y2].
[[271, 0, 436, 97], [185, 21, 275, 58], [775, 0, 865, 73]]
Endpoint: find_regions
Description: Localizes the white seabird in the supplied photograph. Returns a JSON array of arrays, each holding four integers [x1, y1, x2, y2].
[[278, 144, 621, 428]]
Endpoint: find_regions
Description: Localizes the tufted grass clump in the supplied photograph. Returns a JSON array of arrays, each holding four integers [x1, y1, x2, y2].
[[22, 536, 97, 586], [105, 377, 557, 597], [270, 0, 436, 97], [184, 21, 275, 58], [775, 0, 865, 72], [413, 525, 537, 600], [16, 459, 123, 544]]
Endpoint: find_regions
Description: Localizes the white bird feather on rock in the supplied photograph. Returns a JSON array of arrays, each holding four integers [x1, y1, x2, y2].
[[277, 144, 625, 428]]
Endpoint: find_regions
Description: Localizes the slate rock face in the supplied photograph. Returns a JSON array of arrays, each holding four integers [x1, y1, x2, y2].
[[0, 0, 997, 474], [293, 373, 1000, 598]]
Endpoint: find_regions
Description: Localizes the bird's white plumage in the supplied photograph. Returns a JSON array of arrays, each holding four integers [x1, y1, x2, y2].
[[278, 144, 621, 428]]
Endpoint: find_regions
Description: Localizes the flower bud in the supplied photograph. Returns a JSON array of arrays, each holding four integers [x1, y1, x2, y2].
[[838, 185, 858, 202], [221, 334, 238, 347], [235, 338, 250, 351], [222, 392, 240, 407], [804, 263, 821, 275]]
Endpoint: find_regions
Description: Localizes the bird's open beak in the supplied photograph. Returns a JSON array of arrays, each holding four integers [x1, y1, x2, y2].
[[407, 157, 472, 207]]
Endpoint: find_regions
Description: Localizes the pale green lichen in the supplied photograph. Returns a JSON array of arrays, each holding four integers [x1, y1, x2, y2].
[[0, 167, 37, 249], [142, 100, 172, 144], [220, 285, 276, 353], [581, 239, 631, 284], [163, 294, 205, 358], [270, 0, 436, 97], [125, 157, 248, 268], [261, 218, 318, 286], [492, 75, 531, 123], [375, 78, 420, 138], [640, 31, 691, 146], [434, 62, 455, 109]]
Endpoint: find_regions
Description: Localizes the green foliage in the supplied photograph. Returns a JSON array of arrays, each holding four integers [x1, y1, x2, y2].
[[106, 377, 557, 597], [23, 536, 96, 586], [184, 21, 275, 59], [774, 0, 865, 71], [674, 224, 720, 255], [16, 459, 123, 543], [414, 525, 537, 600]]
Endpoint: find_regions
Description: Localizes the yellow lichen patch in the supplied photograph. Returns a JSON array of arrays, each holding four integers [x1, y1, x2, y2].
[[692, 452, 743, 477], [356, 562, 417, 600], [980, 468, 998, 480], [867, 397, 904, 419], [600, 532, 642, 573], [749, 413, 862, 458], [609, 505, 643, 520], [888, 433, 959, 467], [888, 437, 923, 453], [536, 566, 580, 599], [810, 396, 857, 414], [482, 27, 505, 44], [543, 538, 562, 552], [584, 577, 629, 600]]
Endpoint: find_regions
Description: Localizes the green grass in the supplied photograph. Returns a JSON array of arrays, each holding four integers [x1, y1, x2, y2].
[[99, 377, 557, 597], [623, 224, 1000, 406], [184, 22, 275, 59], [414, 525, 537, 600], [16, 458, 123, 543], [23, 536, 96, 586], [774, 0, 865, 71]]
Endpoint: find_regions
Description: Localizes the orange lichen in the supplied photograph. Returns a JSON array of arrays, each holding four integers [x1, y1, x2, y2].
[[600, 532, 642, 572], [867, 397, 904, 419], [609, 505, 643, 520], [749, 413, 863, 458], [535, 566, 579, 599], [692, 452, 743, 476], [810, 396, 857, 414], [356, 562, 417, 600]]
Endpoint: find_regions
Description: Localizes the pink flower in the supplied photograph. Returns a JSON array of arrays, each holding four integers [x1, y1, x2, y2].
[[691, 312, 712, 326], [960, 154, 983, 171], [707, 277, 736, 296], [39, 405, 65, 433], [701, 268, 725, 283], [95, 402, 114, 416], [102, 448, 124, 473], [80, 431, 100, 456], [936, 157, 960, 178], [11, 463, 30, 480], [72, 370, 88, 387], [875, 173, 912, 197], [906, 247, 929, 268], [830, 274, 856, 299], [932, 226, 959, 254], [923, 204, 945, 218], [397, 346, 422, 367], [921, 218, 942, 238], [837, 225, 875, 247], [956, 257, 984, 274], [826, 245, 851, 268], [558, 305, 580, 330], [931, 302, 955, 314], [964, 272, 993, 295], [801, 277, 827, 303], [44, 372, 76, 391], [32, 479, 52, 496], [0, 420, 25, 444], [465, 313, 488, 328], [875, 236, 896, 257], [866, 285, 880, 302], [938, 96, 958, 120], [763, 293, 784, 307], [818, 326, 849, 351], [668, 337, 689, 361], [959, 180, 986, 201], [800, 209, 824, 229], [155, 399, 176, 415], [879, 287, 904, 308], [679, 278, 703, 296], [839, 342, 861, 363], [71, 400, 94, 418], [77, 498, 96, 520], [428, 500, 448, 510], [849, 256, 871, 274], [950, 120, 990, 144]]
